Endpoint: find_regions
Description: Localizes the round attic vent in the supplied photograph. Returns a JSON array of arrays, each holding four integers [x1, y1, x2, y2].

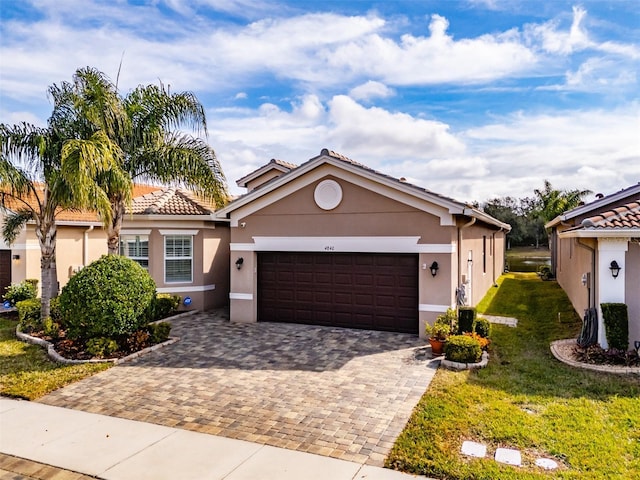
[[314, 179, 342, 210]]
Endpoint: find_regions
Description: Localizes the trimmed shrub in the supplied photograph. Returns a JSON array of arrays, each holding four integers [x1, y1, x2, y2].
[[444, 335, 482, 363], [59, 255, 157, 340], [154, 294, 181, 320], [458, 307, 476, 334], [601, 303, 629, 351], [86, 337, 119, 358], [474, 318, 492, 338], [16, 298, 42, 333], [3, 280, 37, 306], [148, 322, 172, 344], [464, 332, 490, 350], [42, 317, 60, 339]]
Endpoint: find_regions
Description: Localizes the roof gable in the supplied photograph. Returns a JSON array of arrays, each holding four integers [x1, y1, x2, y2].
[[236, 158, 297, 190], [217, 148, 510, 230]]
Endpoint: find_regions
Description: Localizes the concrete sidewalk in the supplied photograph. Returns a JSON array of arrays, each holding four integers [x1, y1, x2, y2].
[[0, 398, 426, 480]]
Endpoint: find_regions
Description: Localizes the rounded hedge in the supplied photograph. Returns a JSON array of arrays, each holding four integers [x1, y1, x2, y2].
[[59, 255, 157, 340], [444, 335, 482, 363]]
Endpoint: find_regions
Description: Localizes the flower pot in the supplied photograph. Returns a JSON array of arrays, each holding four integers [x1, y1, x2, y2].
[[429, 337, 445, 356]]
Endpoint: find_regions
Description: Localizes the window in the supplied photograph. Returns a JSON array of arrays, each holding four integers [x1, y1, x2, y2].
[[119, 235, 149, 269], [165, 235, 192, 283], [482, 235, 487, 273]]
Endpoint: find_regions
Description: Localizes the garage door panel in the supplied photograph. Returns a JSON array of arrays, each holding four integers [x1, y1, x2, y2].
[[258, 252, 418, 334]]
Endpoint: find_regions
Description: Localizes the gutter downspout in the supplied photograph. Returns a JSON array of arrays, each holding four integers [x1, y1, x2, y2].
[[492, 226, 506, 286], [457, 211, 476, 305], [577, 238, 595, 309], [83, 225, 94, 267]]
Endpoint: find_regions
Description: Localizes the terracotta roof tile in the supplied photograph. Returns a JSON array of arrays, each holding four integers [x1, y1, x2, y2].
[[130, 188, 215, 215], [581, 200, 640, 229]]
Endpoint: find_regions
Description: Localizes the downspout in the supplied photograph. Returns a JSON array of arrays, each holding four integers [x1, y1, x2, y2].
[[457, 211, 476, 305], [83, 225, 94, 267], [576, 238, 595, 309], [492, 226, 505, 286]]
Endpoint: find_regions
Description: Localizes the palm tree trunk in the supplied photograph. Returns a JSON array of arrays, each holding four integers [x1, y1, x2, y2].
[[35, 213, 57, 320], [107, 200, 125, 255]]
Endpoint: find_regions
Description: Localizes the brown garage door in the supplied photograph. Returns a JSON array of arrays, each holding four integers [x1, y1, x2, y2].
[[0, 251, 11, 298], [258, 252, 418, 334]]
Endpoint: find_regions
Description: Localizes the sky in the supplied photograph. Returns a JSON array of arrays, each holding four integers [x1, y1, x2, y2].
[[1, 0, 639, 204]]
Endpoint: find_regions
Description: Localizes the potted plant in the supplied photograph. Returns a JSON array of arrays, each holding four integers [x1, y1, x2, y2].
[[426, 308, 457, 355], [426, 322, 450, 355]]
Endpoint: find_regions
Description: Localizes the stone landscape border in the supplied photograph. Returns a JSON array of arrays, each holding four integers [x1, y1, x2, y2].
[[14, 310, 198, 365], [441, 351, 489, 370], [550, 339, 640, 375]]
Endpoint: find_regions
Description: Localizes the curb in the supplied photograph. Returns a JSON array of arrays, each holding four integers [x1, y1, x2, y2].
[[550, 339, 640, 375], [441, 352, 489, 370], [15, 326, 179, 366]]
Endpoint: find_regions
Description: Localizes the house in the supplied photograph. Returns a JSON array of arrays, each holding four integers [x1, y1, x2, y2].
[[216, 149, 510, 338], [546, 184, 640, 348], [1, 185, 230, 311]]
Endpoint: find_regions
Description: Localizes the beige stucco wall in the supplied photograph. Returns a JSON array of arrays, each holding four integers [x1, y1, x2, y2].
[[626, 241, 640, 346], [5, 218, 230, 313], [228, 173, 506, 337], [556, 236, 596, 317]]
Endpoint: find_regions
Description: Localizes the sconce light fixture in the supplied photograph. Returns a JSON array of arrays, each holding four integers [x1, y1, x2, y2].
[[11, 254, 20, 260], [634, 341, 640, 355], [609, 260, 621, 279], [235, 257, 244, 270], [429, 261, 439, 277]]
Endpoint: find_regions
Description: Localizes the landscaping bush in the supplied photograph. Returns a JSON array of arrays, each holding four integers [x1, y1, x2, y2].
[[3, 279, 38, 306], [86, 337, 119, 358], [444, 334, 482, 363], [457, 307, 476, 334], [464, 332, 490, 350], [601, 303, 628, 351], [148, 322, 172, 344], [154, 294, 181, 320], [16, 298, 42, 333], [474, 317, 491, 338], [59, 255, 157, 340]]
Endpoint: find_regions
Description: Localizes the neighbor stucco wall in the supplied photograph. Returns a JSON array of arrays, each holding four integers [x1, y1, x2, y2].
[[556, 235, 596, 317], [625, 241, 640, 347]]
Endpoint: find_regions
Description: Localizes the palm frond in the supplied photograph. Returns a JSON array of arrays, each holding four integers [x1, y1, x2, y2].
[[2, 209, 33, 245]]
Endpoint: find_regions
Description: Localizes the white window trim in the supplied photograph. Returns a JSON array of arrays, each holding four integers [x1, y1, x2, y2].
[[159, 229, 199, 236], [120, 229, 151, 235], [119, 234, 149, 270], [164, 235, 194, 284]]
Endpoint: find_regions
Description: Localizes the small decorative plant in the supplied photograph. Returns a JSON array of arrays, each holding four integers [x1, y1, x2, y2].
[[426, 321, 452, 341]]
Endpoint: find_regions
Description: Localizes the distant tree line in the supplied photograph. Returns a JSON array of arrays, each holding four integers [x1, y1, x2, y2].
[[481, 180, 592, 248]]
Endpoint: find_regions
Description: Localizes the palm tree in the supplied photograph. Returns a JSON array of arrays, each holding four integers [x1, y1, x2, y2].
[[534, 180, 592, 223], [55, 67, 228, 254], [0, 122, 122, 320]]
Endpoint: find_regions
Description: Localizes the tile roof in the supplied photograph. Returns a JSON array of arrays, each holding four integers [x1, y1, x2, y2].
[[581, 200, 640, 230], [235, 158, 298, 188], [0, 184, 216, 222], [130, 188, 216, 215]]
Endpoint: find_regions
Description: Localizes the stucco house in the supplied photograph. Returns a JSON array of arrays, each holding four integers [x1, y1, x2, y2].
[[1, 185, 229, 311], [546, 183, 640, 349], [217, 149, 510, 338]]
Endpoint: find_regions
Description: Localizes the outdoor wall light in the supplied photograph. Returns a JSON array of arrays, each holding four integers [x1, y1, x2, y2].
[[11, 254, 20, 260], [429, 261, 439, 277], [609, 260, 621, 279], [235, 257, 244, 270], [634, 341, 640, 355]]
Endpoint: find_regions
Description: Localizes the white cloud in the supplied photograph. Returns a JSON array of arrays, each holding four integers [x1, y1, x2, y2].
[[234, 92, 248, 99], [349, 81, 395, 101]]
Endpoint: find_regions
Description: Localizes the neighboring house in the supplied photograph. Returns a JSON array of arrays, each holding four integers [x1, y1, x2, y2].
[[1, 185, 230, 311], [546, 184, 640, 348], [216, 149, 510, 338]]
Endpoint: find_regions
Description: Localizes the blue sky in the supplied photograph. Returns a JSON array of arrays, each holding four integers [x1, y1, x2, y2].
[[1, 0, 638, 202]]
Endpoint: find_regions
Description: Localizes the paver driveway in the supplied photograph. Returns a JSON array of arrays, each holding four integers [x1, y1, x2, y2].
[[39, 310, 438, 466]]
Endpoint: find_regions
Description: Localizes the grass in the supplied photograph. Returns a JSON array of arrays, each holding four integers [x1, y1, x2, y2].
[[386, 273, 640, 479], [0, 314, 111, 400]]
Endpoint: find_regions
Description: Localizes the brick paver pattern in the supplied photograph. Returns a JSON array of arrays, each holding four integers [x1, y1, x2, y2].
[[39, 311, 437, 466]]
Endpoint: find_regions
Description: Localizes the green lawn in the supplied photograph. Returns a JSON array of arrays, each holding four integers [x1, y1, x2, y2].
[[386, 273, 640, 479], [0, 314, 110, 400]]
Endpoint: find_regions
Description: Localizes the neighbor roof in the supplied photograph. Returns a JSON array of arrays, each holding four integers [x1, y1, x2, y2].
[[236, 158, 298, 188], [558, 199, 640, 238], [546, 183, 640, 228], [131, 188, 217, 216]]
